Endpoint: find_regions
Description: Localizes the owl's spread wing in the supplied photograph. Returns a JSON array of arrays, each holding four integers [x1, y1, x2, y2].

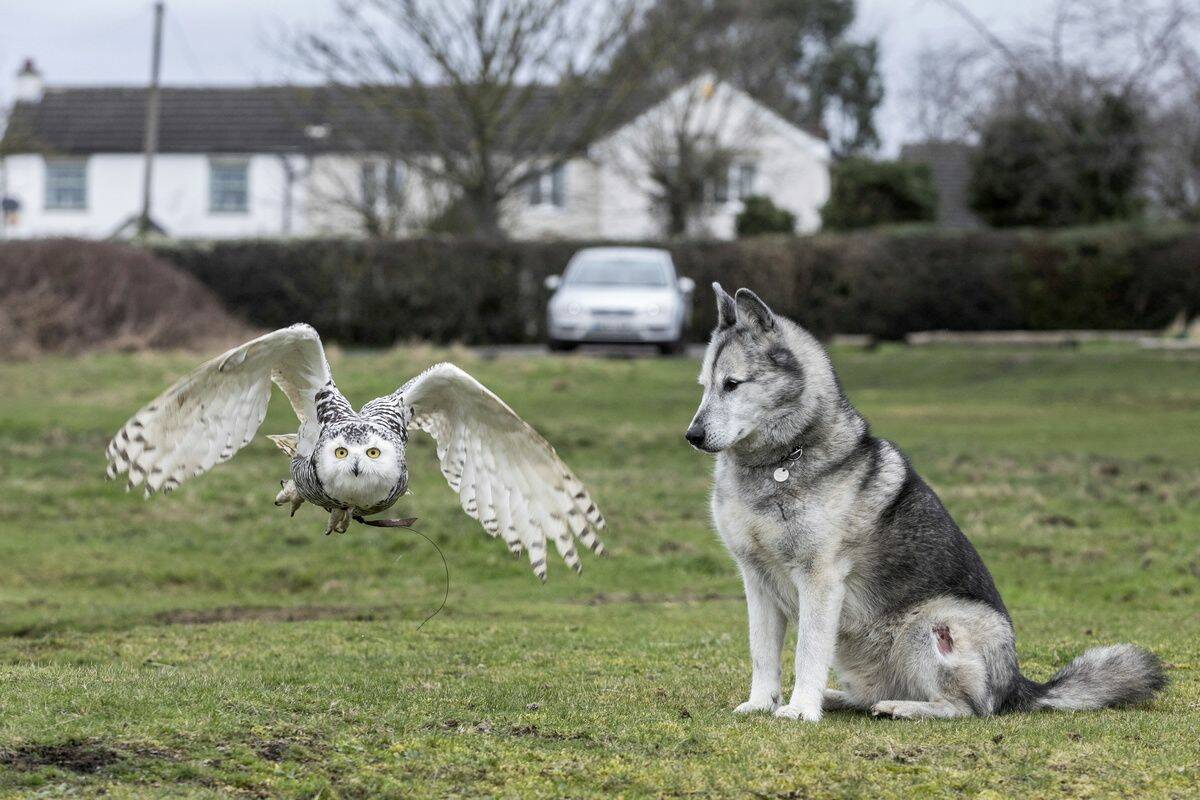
[[105, 324, 332, 496], [399, 363, 606, 580]]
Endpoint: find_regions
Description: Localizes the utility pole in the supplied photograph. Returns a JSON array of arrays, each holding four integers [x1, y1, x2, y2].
[[137, 1, 165, 237], [0, 157, 8, 241]]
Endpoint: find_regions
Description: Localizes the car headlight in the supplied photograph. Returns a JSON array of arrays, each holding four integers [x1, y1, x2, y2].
[[644, 303, 666, 317], [566, 303, 585, 316]]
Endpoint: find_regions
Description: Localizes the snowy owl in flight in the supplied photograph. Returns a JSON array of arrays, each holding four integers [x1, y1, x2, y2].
[[105, 324, 605, 580]]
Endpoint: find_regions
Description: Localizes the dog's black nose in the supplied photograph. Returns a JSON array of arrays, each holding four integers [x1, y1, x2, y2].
[[685, 425, 706, 447]]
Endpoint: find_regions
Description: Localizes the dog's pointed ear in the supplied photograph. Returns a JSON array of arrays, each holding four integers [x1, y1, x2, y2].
[[734, 288, 776, 334], [713, 282, 736, 329]]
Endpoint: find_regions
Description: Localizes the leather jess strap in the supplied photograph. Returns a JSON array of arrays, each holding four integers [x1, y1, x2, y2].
[[353, 515, 419, 528]]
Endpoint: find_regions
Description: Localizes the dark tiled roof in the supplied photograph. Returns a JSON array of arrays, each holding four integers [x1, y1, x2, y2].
[[900, 141, 984, 229], [5, 87, 320, 154], [0, 84, 658, 156]]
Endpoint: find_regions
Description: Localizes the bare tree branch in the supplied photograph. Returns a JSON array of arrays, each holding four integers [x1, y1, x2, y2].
[[920, 0, 1200, 223], [289, 0, 647, 236], [603, 77, 764, 237], [905, 41, 989, 142]]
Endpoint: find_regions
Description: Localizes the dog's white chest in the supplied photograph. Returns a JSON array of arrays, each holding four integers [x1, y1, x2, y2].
[[713, 480, 826, 565]]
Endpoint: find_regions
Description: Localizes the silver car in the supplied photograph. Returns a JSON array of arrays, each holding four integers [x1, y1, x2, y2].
[[545, 247, 695, 354]]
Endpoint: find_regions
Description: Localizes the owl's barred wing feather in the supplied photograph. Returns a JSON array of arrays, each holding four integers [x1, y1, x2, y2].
[[399, 363, 606, 581], [105, 324, 331, 496]]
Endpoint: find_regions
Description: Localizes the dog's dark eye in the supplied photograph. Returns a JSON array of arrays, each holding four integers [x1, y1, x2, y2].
[[723, 378, 742, 392]]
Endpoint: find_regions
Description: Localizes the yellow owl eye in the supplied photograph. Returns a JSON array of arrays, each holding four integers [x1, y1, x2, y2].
[[334, 447, 348, 459], [366, 447, 381, 459]]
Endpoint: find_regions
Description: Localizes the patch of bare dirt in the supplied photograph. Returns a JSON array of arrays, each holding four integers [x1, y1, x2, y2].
[[428, 718, 593, 742], [251, 734, 324, 762], [1038, 513, 1079, 528], [854, 744, 927, 764], [577, 591, 742, 606], [0, 740, 118, 773], [153, 605, 382, 625], [0, 739, 174, 774], [3, 605, 391, 639]]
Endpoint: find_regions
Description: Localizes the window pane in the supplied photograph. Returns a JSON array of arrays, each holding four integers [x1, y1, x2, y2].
[[550, 164, 565, 207], [736, 163, 757, 199], [529, 171, 543, 205], [529, 165, 565, 207], [362, 160, 405, 211], [712, 172, 729, 204], [45, 161, 87, 210], [566, 258, 670, 287], [386, 161, 406, 198], [360, 161, 379, 207], [210, 162, 249, 213]]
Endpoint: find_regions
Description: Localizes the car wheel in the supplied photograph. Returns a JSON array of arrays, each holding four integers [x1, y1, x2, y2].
[[657, 340, 685, 356], [548, 339, 578, 353]]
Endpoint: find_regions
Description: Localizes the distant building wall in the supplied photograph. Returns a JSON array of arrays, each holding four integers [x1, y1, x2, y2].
[[1, 76, 832, 241], [503, 158, 605, 240], [1, 152, 295, 238], [900, 141, 984, 229], [592, 79, 831, 239], [305, 154, 452, 237]]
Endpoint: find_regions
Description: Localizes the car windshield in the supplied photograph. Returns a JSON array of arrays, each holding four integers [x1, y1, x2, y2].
[[565, 257, 670, 287]]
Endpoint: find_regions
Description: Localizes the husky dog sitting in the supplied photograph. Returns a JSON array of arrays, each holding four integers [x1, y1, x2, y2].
[[685, 284, 1165, 721]]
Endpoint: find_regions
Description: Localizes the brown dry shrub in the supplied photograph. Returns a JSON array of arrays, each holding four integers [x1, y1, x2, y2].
[[0, 239, 250, 359]]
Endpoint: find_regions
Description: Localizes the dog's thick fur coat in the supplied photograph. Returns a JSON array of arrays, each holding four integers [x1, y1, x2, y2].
[[686, 285, 1165, 721]]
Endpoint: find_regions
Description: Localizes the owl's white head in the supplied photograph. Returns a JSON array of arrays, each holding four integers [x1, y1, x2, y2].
[[316, 424, 407, 510]]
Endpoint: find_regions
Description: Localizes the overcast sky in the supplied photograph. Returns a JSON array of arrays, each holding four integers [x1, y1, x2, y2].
[[0, 0, 1164, 155]]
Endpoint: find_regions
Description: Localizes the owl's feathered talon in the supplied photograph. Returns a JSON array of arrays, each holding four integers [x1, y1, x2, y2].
[[274, 480, 304, 517], [324, 508, 351, 535]]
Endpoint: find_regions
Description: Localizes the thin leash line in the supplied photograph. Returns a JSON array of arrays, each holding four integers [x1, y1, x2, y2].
[[358, 516, 448, 630], [403, 526, 450, 631]]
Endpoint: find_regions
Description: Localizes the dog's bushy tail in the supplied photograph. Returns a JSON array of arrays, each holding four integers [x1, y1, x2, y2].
[[1004, 644, 1166, 713]]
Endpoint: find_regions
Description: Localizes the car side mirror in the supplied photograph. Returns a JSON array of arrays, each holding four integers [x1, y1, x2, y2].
[[677, 276, 695, 294], [544, 275, 562, 291]]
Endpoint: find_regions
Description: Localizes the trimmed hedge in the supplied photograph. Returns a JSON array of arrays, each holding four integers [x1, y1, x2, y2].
[[736, 196, 796, 237], [821, 158, 938, 230], [152, 225, 1200, 344]]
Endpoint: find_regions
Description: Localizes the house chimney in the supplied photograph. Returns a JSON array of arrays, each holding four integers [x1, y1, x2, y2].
[[16, 58, 43, 103]]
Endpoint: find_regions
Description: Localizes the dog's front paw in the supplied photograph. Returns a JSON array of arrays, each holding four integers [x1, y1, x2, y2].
[[733, 698, 778, 715], [773, 702, 822, 722]]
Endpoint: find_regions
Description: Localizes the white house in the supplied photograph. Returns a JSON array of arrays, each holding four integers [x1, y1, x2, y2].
[[0, 62, 830, 241]]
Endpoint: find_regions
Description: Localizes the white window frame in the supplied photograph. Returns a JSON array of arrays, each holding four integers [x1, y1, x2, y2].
[[707, 160, 759, 207], [209, 158, 250, 214], [529, 163, 566, 209], [733, 161, 758, 200], [360, 159, 407, 212], [45, 158, 88, 211]]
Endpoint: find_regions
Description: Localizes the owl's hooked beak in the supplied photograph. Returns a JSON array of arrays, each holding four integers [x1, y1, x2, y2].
[[350, 459, 361, 477]]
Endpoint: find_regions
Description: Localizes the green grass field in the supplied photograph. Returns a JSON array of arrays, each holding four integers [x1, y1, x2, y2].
[[1, 344, 1197, 798]]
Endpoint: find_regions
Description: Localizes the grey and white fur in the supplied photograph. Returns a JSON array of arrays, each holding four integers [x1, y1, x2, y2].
[[686, 284, 1166, 721]]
